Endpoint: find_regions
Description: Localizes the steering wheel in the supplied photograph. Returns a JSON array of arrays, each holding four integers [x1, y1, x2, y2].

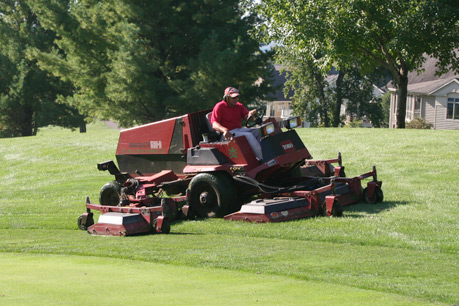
[[246, 107, 265, 128]]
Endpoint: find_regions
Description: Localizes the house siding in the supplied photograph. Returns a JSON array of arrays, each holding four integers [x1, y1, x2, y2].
[[424, 96, 436, 125], [435, 95, 459, 130], [266, 101, 292, 121], [389, 92, 398, 128]]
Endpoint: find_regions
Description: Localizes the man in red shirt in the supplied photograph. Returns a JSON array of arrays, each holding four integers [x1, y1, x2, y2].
[[210, 87, 263, 160]]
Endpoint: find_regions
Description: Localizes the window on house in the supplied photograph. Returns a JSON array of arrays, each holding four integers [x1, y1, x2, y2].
[[447, 98, 459, 120], [414, 97, 421, 118], [270, 105, 275, 117], [406, 95, 414, 119]]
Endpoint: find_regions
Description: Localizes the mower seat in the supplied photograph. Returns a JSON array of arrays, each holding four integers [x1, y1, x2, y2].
[[205, 112, 222, 142]]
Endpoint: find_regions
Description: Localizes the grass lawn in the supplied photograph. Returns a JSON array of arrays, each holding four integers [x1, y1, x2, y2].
[[0, 122, 457, 305]]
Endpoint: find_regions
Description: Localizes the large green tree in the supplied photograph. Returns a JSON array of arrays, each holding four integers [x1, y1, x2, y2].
[[30, 0, 273, 127], [279, 54, 332, 127], [0, 1, 84, 137], [253, 0, 459, 128]]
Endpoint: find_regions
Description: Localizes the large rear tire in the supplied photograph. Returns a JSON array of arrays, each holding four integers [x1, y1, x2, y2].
[[188, 172, 237, 218], [99, 181, 122, 206]]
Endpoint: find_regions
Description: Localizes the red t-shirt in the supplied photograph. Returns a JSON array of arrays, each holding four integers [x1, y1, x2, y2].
[[210, 100, 249, 131]]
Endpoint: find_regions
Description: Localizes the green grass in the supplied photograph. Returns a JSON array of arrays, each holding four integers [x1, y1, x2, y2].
[[0, 123, 458, 305]]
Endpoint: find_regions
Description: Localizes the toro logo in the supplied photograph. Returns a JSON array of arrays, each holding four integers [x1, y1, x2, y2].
[[150, 141, 162, 150], [280, 140, 295, 152]]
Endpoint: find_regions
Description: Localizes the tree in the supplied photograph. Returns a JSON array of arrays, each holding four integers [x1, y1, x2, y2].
[[279, 53, 332, 127], [0, 1, 85, 137], [30, 0, 274, 127], [274, 49, 378, 127], [338, 66, 383, 127], [253, 0, 459, 128]]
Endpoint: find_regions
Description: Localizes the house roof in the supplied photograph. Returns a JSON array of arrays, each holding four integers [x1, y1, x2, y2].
[[268, 64, 294, 101], [388, 55, 459, 95], [326, 73, 386, 97], [407, 77, 459, 95]]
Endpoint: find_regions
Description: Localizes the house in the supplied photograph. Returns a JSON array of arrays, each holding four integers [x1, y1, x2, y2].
[[388, 57, 459, 129], [264, 64, 297, 124]]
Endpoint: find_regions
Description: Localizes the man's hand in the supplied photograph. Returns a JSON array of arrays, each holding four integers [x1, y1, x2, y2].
[[223, 130, 233, 140], [247, 109, 256, 120], [212, 121, 233, 140]]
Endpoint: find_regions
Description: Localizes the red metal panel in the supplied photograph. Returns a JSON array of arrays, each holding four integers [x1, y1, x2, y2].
[[116, 117, 182, 155], [180, 115, 194, 151], [200, 136, 258, 165]]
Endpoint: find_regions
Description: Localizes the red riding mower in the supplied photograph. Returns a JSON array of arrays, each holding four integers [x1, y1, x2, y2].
[[78, 108, 383, 236]]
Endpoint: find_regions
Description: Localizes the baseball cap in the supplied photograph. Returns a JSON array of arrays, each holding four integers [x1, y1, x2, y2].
[[224, 87, 240, 97]]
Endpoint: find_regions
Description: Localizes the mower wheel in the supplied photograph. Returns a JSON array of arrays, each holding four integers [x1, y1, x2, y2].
[[161, 219, 171, 234], [320, 199, 343, 217], [153, 218, 171, 234], [332, 200, 343, 217], [78, 214, 94, 230], [188, 172, 237, 218], [363, 186, 384, 204], [99, 181, 122, 206]]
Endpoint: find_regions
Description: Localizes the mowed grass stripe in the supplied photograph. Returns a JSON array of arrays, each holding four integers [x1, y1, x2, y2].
[[0, 252, 436, 306]]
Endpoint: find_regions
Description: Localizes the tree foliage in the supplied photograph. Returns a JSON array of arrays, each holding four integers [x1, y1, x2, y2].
[[0, 1, 84, 137], [253, 0, 459, 128], [30, 0, 273, 127], [279, 53, 332, 127], [338, 67, 385, 127]]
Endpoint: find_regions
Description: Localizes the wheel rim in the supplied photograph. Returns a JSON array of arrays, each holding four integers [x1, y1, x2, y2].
[[188, 173, 237, 218], [195, 184, 218, 217]]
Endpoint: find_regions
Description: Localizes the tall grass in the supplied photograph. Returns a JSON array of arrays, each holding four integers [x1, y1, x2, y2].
[[0, 123, 458, 304]]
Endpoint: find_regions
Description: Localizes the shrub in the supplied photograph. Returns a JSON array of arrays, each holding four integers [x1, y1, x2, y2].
[[343, 119, 363, 128], [406, 118, 433, 129]]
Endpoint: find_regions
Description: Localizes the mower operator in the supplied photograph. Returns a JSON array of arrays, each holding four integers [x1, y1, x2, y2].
[[210, 87, 263, 160]]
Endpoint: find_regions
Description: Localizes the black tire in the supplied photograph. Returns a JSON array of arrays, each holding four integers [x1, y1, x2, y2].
[[331, 200, 343, 217], [78, 214, 94, 231], [320, 199, 343, 217], [99, 181, 122, 206], [188, 172, 237, 218], [375, 187, 384, 203], [153, 218, 171, 234], [363, 186, 383, 204], [160, 219, 171, 234]]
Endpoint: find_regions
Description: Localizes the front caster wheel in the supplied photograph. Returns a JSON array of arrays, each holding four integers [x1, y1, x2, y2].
[[363, 186, 384, 204]]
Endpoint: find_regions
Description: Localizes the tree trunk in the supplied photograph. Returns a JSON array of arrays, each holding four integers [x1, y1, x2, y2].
[[21, 105, 34, 137], [314, 72, 329, 127], [80, 123, 87, 133], [333, 70, 346, 127], [396, 72, 409, 129]]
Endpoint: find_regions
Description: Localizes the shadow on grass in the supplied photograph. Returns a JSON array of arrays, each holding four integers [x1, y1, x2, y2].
[[344, 200, 409, 217], [167, 232, 200, 236]]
